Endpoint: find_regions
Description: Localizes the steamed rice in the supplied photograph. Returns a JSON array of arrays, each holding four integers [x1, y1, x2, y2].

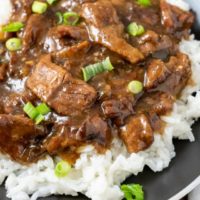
[[0, 0, 200, 200]]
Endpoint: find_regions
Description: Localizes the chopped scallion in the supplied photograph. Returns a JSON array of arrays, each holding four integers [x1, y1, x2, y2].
[[63, 12, 80, 26], [35, 114, 45, 125], [127, 22, 145, 37], [23, 102, 51, 124], [23, 102, 39, 120], [2, 22, 24, 32], [137, 0, 151, 7], [32, 1, 48, 14], [6, 38, 22, 51], [47, 0, 57, 5], [36, 103, 51, 115], [128, 80, 143, 94], [82, 57, 114, 82], [55, 161, 71, 177], [56, 12, 63, 24], [121, 184, 144, 200]]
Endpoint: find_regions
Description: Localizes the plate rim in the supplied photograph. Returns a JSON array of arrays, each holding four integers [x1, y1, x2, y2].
[[169, 176, 200, 200]]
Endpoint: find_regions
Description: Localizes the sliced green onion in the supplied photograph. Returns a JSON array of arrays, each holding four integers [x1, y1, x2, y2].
[[35, 114, 45, 124], [127, 22, 145, 37], [6, 38, 22, 51], [2, 22, 24, 32], [136, 0, 151, 7], [55, 161, 71, 177], [128, 80, 143, 94], [82, 57, 114, 82], [32, 1, 48, 14], [47, 0, 57, 5], [56, 12, 63, 24], [121, 184, 144, 200], [63, 12, 80, 26], [36, 103, 51, 115], [23, 102, 39, 120]]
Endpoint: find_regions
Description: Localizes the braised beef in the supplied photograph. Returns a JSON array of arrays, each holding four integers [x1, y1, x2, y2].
[[27, 55, 97, 116], [46, 115, 111, 154], [144, 59, 171, 89], [23, 14, 51, 51], [82, 0, 144, 64], [0, 0, 195, 163], [101, 97, 134, 126], [160, 0, 194, 37], [120, 114, 154, 153], [0, 63, 7, 81], [0, 114, 46, 163], [136, 92, 174, 115]]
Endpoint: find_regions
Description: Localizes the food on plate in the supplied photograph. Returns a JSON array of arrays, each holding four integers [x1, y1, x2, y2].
[[0, 0, 200, 200]]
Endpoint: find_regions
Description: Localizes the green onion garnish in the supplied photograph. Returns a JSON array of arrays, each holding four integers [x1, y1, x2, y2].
[[2, 22, 24, 32], [5, 38, 22, 51], [121, 184, 144, 200], [23, 102, 39, 120], [32, 1, 48, 14], [128, 80, 143, 94], [35, 114, 45, 125], [127, 22, 145, 37], [47, 0, 57, 5], [23, 102, 51, 124], [63, 12, 80, 26], [56, 12, 63, 24], [55, 161, 71, 177], [82, 57, 114, 82], [136, 0, 151, 7], [36, 103, 51, 115]]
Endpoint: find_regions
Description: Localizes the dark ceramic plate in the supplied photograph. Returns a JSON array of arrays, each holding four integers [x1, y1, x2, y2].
[[1, 6, 200, 200]]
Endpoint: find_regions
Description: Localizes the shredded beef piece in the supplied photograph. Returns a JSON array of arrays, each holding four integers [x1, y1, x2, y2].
[[82, 0, 144, 63]]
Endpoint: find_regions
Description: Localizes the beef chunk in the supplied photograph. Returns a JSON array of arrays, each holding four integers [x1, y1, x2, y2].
[[82, 0, 144, 64], [45, 126, 80, 154], [23, 14, 51, 51], [144, 53, 191, 94], [26, 55, 97, 116], [0, 114, 46, 162], [10, 0, 33, 22], [157, 53, 191, 95], [136, 92, 175, 115], [160, 0, 194, 37], [55, 41, 91, 60], [144, 59, 171, 89], [101, 97, 134, 126], [135, 30, 176, 56], [45, 25, 89, 52], [45, 115, 111, 154], [77, 115, 111, 147], [48, 25, 89, 41], [0, 63, 7, 81], [120, 114, 154, 153]]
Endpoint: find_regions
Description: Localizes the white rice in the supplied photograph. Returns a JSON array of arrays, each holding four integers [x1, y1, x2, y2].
[[0, 1, 200, 200]]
